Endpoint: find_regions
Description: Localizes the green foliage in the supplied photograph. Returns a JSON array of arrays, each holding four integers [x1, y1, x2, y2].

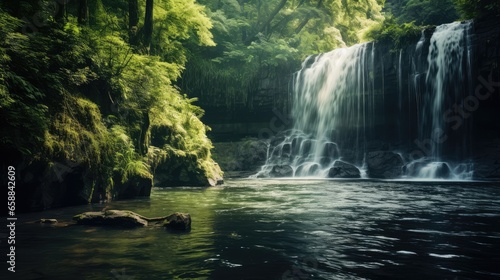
[[182, 0, 384, 108], [384, 0, 459, 25], [153, 0, 215, 64], [109, 125, 151, 183], [453, 0, 500, 19], [1, 0, 223, 204], [364, 16, 423, 50], [45, 96, 107, 167]]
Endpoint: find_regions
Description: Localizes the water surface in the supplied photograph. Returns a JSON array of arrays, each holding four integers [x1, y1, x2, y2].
[[5, 179, 500, 279]]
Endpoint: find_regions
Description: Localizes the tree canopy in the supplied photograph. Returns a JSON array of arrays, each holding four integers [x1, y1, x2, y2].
[[180, 0, 386, 109]]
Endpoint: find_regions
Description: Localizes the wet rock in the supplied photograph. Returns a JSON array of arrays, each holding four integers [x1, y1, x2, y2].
[[435, 163, 452, 179], [327, 161, 361, 178], [366, 151, 403, 179], [403, 160, 429, 177], [114, 173, 153, 199], [226, 139, 270, 172], [295, 163, 320, 176], [270, 165, 293, 177], [73, 210, 148, 228], [322, 142, 339, 159], [154, 153, 223, 187], [39, 219, 58, 224], [163, 213, 191, 231], [73, 210, 192, 231], [405, 160, 453, 179]]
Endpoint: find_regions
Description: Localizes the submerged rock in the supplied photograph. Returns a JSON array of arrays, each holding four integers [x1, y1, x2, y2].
[[327, 161, 361, 178], [270, 165, 293, 177], [73, 210, 191, 230], [366, 151, 403, 179], [39, 218, 58, 224]]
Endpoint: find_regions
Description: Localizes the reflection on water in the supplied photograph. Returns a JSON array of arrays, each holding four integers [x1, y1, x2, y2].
[[5, 180, 500, 279]]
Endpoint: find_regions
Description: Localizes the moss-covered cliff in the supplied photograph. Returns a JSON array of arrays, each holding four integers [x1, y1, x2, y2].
[[0, 1, 222, 212]]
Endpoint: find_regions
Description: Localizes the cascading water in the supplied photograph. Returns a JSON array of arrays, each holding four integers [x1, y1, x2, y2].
[[254, 21, 474, 180], [254, 43, 377, 178], [414, 21, 474, 179]]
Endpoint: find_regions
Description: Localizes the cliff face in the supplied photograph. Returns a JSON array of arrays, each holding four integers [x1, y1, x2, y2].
[[190, 64, 295, 141], [469, 15, 500, 178], [197, 15, 500, 179]]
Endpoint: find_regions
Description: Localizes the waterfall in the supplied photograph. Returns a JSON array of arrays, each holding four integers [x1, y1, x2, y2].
[[423, 22, 468, 160], [254, 21, 474, 180], [415, 21, 474, 179]]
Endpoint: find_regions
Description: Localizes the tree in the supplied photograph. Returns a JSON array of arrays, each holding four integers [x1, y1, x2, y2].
[[55, 0, 66, 23], [180, 0, 384, 109], [78, 0, 89, 25], [128, 0, 139, 45], [144, 0, 154, 50]]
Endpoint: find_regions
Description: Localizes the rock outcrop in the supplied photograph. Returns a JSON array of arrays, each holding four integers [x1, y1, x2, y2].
[[113, 174, 153, 199], [269, 165, 293, 177], [366, 151, 404, 179], [211, 138, 269, 178], [153, 152, 224, 187], [327, 161, 361, 178]]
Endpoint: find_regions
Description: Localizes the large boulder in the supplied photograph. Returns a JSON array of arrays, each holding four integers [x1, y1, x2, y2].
[[73, 210, 191, 231], [153, 151, 224, 187], [269, 165, 293, 177], [366, 151, 404, 179], [434, 163, 452, 179], [327, 160, 361, 178]]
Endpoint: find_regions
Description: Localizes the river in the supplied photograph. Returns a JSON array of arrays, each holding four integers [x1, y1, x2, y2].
[[7, 179, 500, 279]]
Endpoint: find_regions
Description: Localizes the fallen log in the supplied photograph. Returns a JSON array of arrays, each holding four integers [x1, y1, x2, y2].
[[73, 210, 191, 230]]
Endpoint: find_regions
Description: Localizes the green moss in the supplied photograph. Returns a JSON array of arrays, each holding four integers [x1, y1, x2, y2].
[[0, 3, 222, 203], [364, 17, 424, 51]]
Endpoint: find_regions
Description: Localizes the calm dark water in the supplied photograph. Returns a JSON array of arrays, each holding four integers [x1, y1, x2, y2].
[[3, 179, 500, 280]]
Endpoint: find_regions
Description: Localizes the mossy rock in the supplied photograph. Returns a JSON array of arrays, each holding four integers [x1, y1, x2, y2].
[[73, 210, 191, 231], [162, 212, 191, 230]]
